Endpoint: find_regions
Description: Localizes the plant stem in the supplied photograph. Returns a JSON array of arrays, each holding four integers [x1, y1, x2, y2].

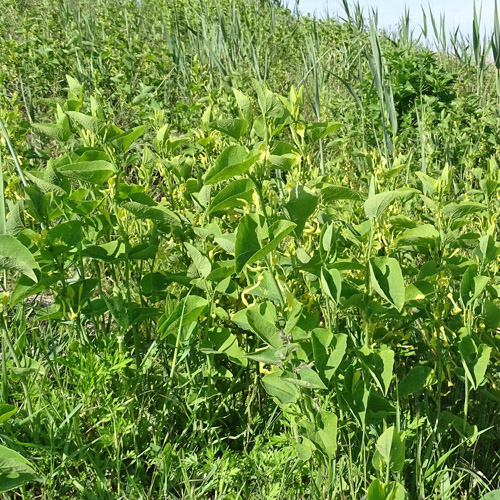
[[1, 314, 33, 418]]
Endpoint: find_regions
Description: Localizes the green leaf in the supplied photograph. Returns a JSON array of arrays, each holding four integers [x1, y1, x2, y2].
[[460, 267, 489, 307], [364, 188, 417, 219], [481, 491, 500, 500], [246, 303, 282, 349], [475, 234, 498, 263], [321, 223, 336, 256], [140, 272, 192, 296], [312, 328, 333, 378], [5, 202, 25, 236], [307, 121, 342, 141], [296, 439, 314, 461], [368, 392, 397, 423], [439, 410, 479, 441], [209, 179, 254, 214], [184, 243, 211, 278], [0, 235, 39, 282], [58, 160, 116, 184], [254, 82, 283, 117], [325, 334, 347, 380], [320, 267, 342, 303], [286, 368, 327, 390], [0, 445, 39, 494], [375, 426, 405, 473], [82, 241, 127, 262], [128, 243, 158, 260], [25, 171, 68, 196], [368, 478, 406, 499], [201, 327, 247, 367], [211, 118, 248, 140], [232, 88, 253, 124], [285, 186, 317, 235], [48, 220, 82, 251], [269, 142, 299, 171], [248, 219, 296, 267], [253, 115, 266, 138], [205, 146, 260, 185], [459, 336, 491, 390], [485, 300, 500, 330], [367, 479, 385, 500], [387, 482, 407, 500], [369, 257, 405, 310], [404, 280, 435, 302], [416, 172, 437, 194], [442, 202, 486, 222], [215, 233, 236, 254], [111, 124, 147, 151], [261, 371, 299, 404], [245, 347, 281, 365], [0, 405, 16, 425], [158, 295, 208, 334], [269, 152, 298, 171], [123, 201, 181, 226], [394, 224, 439, 249], [10, 275, 58, 306], [321, 184, 364, 202], [66, 75, 83, 100], [235, 215, 260, 273], [66, 111, 101, 134], [378, 348, 395, 396], [358, 346, 394, 396], [315, 411, 338, 457], [340, 372, 369, 426], [245, 270, 281, 302], [32, 120, 72, 142], [398, 365, 432, 398], [235, 215, 295, 273], [206, 261, 236, 282]]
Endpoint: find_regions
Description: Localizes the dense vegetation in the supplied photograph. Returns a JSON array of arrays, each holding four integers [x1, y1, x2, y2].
[[0, 0, 499, 498]]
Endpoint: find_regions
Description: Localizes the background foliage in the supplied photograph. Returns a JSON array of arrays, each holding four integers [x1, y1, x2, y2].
[[0, 0, 499, 498]]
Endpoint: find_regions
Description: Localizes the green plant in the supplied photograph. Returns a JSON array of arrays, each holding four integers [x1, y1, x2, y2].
[[0, 1, 499, 498]]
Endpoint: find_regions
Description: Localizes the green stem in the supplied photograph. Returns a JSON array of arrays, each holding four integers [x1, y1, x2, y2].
[[364, 221, 375, 347], [1, 314, 33, 417], [1, 333, 8, 403], [0, 148, 6, 236], [248, 174, 270, 226], [464, 375, 469, 434], [168, 288, 193, 384], [435, 323, 443, 431], [0, 116, 28, 187]]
